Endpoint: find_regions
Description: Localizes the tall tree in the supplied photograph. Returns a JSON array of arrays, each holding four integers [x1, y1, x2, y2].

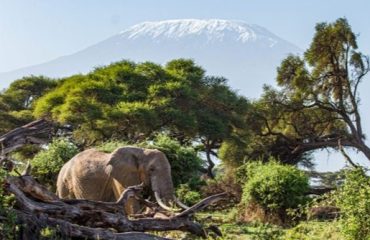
[[255, 18, 370, 165]]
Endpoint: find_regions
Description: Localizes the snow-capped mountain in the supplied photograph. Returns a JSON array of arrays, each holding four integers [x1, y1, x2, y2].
[[121, 19, 279, 46], [0, 19, 301, 97]]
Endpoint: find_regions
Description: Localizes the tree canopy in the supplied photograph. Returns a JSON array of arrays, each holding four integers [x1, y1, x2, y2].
[[0, 76, 57, 135], [32, 59, 249, 176], [239, 18, 370, 167]]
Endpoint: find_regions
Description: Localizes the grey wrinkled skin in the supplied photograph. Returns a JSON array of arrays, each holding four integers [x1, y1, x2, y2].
[[56, 146, 175, 214]]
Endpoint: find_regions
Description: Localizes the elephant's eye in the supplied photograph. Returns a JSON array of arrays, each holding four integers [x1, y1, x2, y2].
[[149, 167, 155, 172]]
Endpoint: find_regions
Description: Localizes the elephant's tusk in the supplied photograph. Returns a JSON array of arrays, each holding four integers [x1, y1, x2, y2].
[[154, 191, 180, 212], [174, 196, 190, 210]]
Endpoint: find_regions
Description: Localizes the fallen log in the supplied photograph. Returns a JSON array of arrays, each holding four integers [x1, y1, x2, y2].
[[15, 211, 170, 240], [4, 175, 224, 239]]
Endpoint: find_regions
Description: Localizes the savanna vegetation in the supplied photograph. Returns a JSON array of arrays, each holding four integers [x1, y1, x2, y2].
[[1, 18, 370, 239]]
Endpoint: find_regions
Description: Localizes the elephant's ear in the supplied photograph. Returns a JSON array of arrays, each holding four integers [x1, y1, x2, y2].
[[106, 147, 140, 178]]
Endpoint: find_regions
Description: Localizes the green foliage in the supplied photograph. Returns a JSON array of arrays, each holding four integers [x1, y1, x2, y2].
[[0, 75, 57, 135], [283, 221, 343, 240], [176, 184, 202, 206], [251, 223, 284, 240], [39, 226, 64, 239], [335, 168, 370, 240], [148, 134, 203, 187], [241, 161, 309, 221], [31, 138, 78, 189], [219, 138, 249, 167], [97, 140, 129, 153], [0, 169, 18, 239], [248, 18, 370, 168], [32, 59, 248, 177]]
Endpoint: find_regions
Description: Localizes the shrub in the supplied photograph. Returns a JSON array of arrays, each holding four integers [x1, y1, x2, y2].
[[335, 168, 370, 240], [97, 140, 128, 153], [240, 161, 309, 224], [176, 184, 202, 206], [31, 138, 79, 190]]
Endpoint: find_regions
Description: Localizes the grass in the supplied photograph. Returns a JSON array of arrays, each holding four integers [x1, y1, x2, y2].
[[152, 209, 344, 239], [197, 210, 343, 240]]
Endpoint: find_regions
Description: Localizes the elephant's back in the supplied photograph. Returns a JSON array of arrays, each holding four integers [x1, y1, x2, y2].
[[72, 148, 110, 175]]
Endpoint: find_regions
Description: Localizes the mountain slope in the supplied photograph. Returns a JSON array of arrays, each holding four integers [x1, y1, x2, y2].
[[0, 19, 301, 97]]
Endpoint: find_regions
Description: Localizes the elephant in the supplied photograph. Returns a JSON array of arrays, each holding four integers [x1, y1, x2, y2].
[[56, 146, 188, 214]]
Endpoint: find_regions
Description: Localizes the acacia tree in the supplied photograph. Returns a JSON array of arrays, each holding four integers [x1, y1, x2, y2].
[[33, 59, 248, 177], [255, 18, 370, 165]]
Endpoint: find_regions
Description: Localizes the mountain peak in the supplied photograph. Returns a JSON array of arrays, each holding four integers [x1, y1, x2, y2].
[[119, 19, 281, 46], [0, 19, 301, 97]]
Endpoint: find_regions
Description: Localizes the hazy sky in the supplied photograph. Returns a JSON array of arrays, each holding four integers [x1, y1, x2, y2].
[[1, 0, 370, 171], [1, 0, 370, 72]]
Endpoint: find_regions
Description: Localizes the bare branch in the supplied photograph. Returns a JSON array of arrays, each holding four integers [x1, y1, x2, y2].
[[338, 138, 358, 168]]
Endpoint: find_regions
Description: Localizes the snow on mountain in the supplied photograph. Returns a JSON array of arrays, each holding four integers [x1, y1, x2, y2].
[[120, 19, 278, 46], [0, 19, 302, 97]]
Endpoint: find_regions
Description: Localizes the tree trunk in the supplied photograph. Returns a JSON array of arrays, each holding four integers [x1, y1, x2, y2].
[[206, 148, 215, 179], [355, 140, 370, 162]]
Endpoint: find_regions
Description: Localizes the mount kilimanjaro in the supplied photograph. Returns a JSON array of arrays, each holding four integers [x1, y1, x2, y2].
[[0, 19, 301, 97]]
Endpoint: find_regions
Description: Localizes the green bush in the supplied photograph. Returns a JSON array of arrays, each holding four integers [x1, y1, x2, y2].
[[241, 161, 309, 223], [335, 168, 370, 240], [97, 140, 128, 153], [176, 183, 202, 206], [31, 138, 78, 189]]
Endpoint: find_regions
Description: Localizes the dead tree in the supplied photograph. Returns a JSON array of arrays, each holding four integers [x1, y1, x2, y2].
[[4, 175, 226, 239], [0, 119, 53, 155]]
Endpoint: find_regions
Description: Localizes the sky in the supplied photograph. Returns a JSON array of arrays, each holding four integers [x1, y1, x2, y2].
[[1, 0, 370, 171], [1, 0, 370, 73]]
